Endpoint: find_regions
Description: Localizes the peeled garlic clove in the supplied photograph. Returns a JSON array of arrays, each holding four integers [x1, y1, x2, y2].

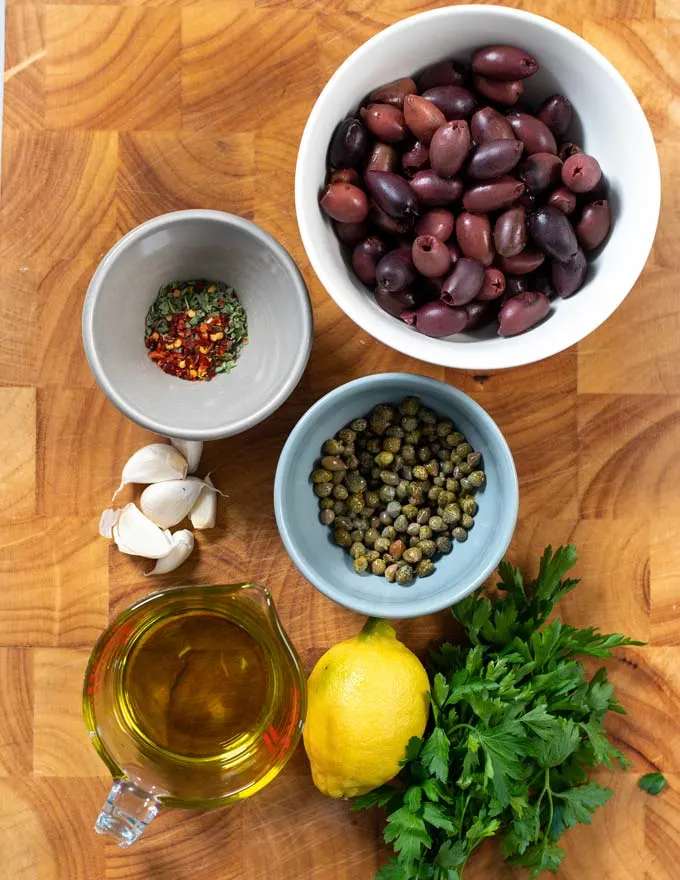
[[99, 508, 121, 539], [145, 530, 195, 576], [113, 443, 188, 501], [140, 479, 204, 529], [170, 438, 203, 474], [189, 475, 217, 530], [112, 503, 173, 559]]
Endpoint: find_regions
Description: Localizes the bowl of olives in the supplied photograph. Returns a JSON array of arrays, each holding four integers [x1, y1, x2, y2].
[[295, 5, 660, 370]]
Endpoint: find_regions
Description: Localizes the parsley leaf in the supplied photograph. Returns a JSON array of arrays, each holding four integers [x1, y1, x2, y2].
[[639, 772, 667, 795]]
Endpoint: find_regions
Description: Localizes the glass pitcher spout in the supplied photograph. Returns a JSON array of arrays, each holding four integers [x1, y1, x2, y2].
[[96, 780, 162, 847]]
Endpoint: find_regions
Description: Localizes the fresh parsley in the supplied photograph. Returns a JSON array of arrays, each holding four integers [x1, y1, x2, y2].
[[354, 545, 643, 880], [638, 772, 667, 796]]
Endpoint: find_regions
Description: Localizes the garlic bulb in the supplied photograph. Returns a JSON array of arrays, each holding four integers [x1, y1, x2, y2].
[[145, 530, 195, 576], [113, 444, 188, 500], [140, 479, 204, 529], [170, 438, 203, 474], [112, 503, 173, 558], [189, 475, 217, 530], [99, 508, 121, 539]]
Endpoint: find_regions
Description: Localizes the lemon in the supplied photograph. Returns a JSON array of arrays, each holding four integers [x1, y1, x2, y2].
[[303, 617, 430, 798]]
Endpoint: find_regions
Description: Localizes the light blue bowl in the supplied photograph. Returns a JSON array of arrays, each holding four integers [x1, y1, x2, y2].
[[274, 373, 519, 619]]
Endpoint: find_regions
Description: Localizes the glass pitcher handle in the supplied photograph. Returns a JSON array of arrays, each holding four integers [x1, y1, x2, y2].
[[95, 780, 162, 847]]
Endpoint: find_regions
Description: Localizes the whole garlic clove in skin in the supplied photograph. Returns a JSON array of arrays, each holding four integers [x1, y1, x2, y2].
[[112, 503, 173, 559], [189, 475, 217, 530], [145, 530, 195, 576], [112, 444, 188, 501], [140, 479, 205, 529], [170, 438, 203, 474]]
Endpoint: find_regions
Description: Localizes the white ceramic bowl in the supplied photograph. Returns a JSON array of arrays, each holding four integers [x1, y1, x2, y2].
[[83, 211, 313, 440], [295, 6, 660, 370]]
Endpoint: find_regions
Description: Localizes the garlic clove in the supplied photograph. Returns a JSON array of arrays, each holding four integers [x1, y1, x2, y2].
[[170, 438, 203, 474], [99, 508, 121, 539], [189, 475, 217, 530], [113, 443, 188, 501], [140, 479, 204, 529], [145, 530, 195, 576], [112, 503, 173, 559]]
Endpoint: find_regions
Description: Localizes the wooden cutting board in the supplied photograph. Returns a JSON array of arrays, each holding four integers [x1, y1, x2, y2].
[[0, 0, 677, 877]]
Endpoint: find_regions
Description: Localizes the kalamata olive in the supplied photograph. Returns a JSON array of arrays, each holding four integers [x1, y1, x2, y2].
[[476, 267, 506, 301], [416, 208, 455, 241], [417, 60, 466, 91], [464, 300, 496, 330], [409, 170, 463, 207], [530, 270, 555, 299], [472, 75, 523, 106], [366, 171, 419, 220], [368, 77, 418, 108], [470, 106, 515, 143], [467, 139, 523, 179], [463, 176, 525, 213], [548, 186, 577, 215], [440, 257, 484, 306], [402, 141, 429, 177], [506, 275, 528, 296], [499, 248, 545, 274], [558, 142, 583, 161], [471, 45, 539, 80], [422, 85, 477, 120], [402, 300, 468, 337], [551, 248, 587, 298], [430, 120, 471, 177], [365, 142, 399, 175], [360, 104, 407, 143], [449, 242, 461, 265], [335, 220, 368, 245], [375, 247, 416, 292], [456, 212, 494, 266], [374, 286, 419, 317], [537, 95, 573, 140], [518, 191, 537, 211], [576, 200, 611, 251], [352, 237, 389, 285], [368, 201, 411, 235], [320, 182, 369, 223], [412, 234, 452, 278], [403, 94, 446, 144], [493, 206, 527, 257], [330, 168, 361, 185], [561, 153, 602, 193], [507, 113, 557, 155], [498, 291, 550, 336], [328, 117, 369, 169], [529, 205, 578, 262], [519, 152, 562, 192]]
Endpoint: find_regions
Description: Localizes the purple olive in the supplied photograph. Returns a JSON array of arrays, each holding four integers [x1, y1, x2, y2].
[[368, 77, 418, 109], [467, 139, 523, 180], [403, 94, 446, 144], [493, 206, 527, 257], [498, 291, 550, 336], [519, 152, 563, 192], [430, 120, 471, 177], [366, 171, 419, 220], [330, 168, 361, 185], [375, 246, 416, 292], [506, 275, 528, 296], [320, 183, 369, 223], [335, 220, 368, 245], [472, 74, 523, 106], [576, 199, 611, 251], [456, 212, 494, 266], [365, 142, 399, 175], [352, 237, 389, 285], [402, 300, 468, 337], [529, 205, 578, 262], [409, 170, 463, 207], [471, 45, 539, 80], [507, 113, 557, 155], [417, 60, 466, 91], [551, 248, 587, 298], [548, 186, 578, 215], [368, 201, 410, 235], [402, 141, 430, 177], [463, 176, 525, 213], [374, 286, 420, 317], [412, 234, 452, 277], [329, 117, 369, 169], [422, 85, 477, 120], [416, 208, 455, 241], [499, 248, 545, 274], [558, 142, 583, 161], [470, 106, 516, 143], [537, 95, 573, 140], [562, 153, 602, 193], [360, 104, 407, 143], [476, 267, 506, 301], [464, 300, 496, 330], [440, 257, 485, 306]]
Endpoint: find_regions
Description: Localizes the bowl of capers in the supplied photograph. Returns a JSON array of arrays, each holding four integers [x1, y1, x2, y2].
[[274, 372, 518, 618]]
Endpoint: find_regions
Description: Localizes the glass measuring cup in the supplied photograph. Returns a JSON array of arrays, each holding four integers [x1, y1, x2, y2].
[[83, 583, 306, 847]]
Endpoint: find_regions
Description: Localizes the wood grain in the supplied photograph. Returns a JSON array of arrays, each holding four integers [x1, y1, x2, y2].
[[0, 0, 679, 878]]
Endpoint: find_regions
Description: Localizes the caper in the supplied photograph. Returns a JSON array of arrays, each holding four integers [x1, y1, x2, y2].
[[334, 529, 352, 548], [335, 516, 352, 530], [468, 470, 486, 489], [374, 537, 390, 554], [354, 555, 369, 573], [333, 501, 348, 516], [366, 437, 382, 455], [436, 420, 454, 438], [382, 553, 396, 565], [403, 546, 422, 564], [401, 416, 418, 433], [350, 541, 366, 559], [459, 478, 474, 493], [332, 471, 345, 485], [379, 511, 393, 526], [452, 526, 468, 543], [467, 451, 482, 468], [322, 438, 343, 455], [343, 441, 355, 455], [446, 432, 464, 447], [332, 484, 348, 500], [385, 500, 402, 518], [345, 454, 359, 470], [442, 503, 461, 525], [380, 470, 400, 487], [370, 516, 381, 530], [406, 522, 420, 537], [320, 509, 335, 525], [347, 494, 364, 514], [436, 535, 453, 554], [312, 468, 333, 483], [350, 417, 368, 433], [364, 528, 379, 547], [438, 490, 455, 507], [436, 448, 450, 463], [428, 486, 443, 503], [390, 540, 406, 560], [416, 447, 430, 464], [372, 558, 387, 576], [401, 504, 418, 520], [319, 498, 333, 511], [385, 563, 399, 583], [460, 497, 478, 516], [400, 465, 413, 483], [412, 465, 428, 481], [416, 559, 435, 578], [419, 525, 433, 541], [449, 454, 462, 465], [375, 451, 394, 468], [429, 515, 446, 532], [382, 525, 396, 540], [345, 472, 367, 494], [440, 460, 453, 475], [370, 418, 389, 436], [365, 550, 380, 563], [404, 430, 421, 445], [419, 539, 437, 558], [338, 428, 355, 443], [401, 444, 416, 463], [320, 456, 345, 472], [379, 485, 396, 503], [416, 507, 431, 525], [381, 437, 401, 454], [359, 452, 374, 470], [396, 480, 410, 500], [386, 425, 405, 439], [365, 490, 380, 508], [400, 396, 421, 416], [393, 514, 408, 533], [350, 529, 363, 543], [409, 536, 420, 548], [314, 483, 333, 498], [396, 564, 414, 586], [461, 513, 475, 530], [433, 476, 445, 488], [454, 463, 472, 478], [391, 454, 404, 472], [418, 406, 436, 424], [456, 442, 473, 457], [409, 485, 425, 505], [425, 460, 439, 477], [370, 467, 382, 483]]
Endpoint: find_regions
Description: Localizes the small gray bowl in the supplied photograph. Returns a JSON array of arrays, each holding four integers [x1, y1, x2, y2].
[[82, 210, 313, 440], [274, 373, 519, 619]]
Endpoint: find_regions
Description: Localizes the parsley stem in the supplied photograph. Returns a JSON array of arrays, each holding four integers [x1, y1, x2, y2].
[[545, 768, 554, 839]]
